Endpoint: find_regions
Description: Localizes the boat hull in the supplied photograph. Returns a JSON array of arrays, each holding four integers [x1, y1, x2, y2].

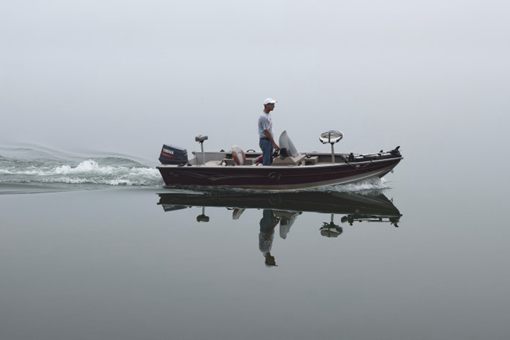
[[157, 156, 402, 191]]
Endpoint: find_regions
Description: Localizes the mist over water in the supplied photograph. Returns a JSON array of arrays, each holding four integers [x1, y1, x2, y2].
[[1, 1, 510, 339], [1, 0, 508, 163]]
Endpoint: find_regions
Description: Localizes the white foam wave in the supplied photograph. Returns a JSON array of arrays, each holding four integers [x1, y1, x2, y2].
[[0, 159, 162, 186], [309, 177, 390, 193], [55, 160, 121, 175]]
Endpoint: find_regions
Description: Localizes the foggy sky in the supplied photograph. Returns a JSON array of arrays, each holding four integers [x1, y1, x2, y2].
[[1, 0, 509, 162]]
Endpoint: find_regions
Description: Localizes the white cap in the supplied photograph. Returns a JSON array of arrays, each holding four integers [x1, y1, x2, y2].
[[263, 98, 277, 105]]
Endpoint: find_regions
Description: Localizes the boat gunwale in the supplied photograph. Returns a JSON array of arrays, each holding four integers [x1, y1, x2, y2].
[[157, 156, 403, 170]]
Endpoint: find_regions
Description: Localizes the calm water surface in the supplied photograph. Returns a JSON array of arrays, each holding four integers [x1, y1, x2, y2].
[[1, 168, 509, 340]]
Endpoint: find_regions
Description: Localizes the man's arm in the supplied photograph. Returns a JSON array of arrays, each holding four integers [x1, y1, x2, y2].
[[263, 129, 279, 150]]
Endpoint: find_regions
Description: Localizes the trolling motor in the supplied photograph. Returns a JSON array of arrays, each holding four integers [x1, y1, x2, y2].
[[320, 130, 343, 163], [195, 135, 208, 165], [341, 214, 401, 228]]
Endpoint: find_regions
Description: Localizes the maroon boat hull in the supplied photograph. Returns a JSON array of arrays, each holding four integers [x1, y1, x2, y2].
[[157, 157, 402, 190]]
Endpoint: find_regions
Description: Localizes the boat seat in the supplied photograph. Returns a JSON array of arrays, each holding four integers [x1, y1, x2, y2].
[[304, 156, 319, 165], [204, 160, 222, 167], [231, 146, 246, 165], [272, 154, 306, 166], [222, 158, 255, 166], [222, 159, 236, 166]]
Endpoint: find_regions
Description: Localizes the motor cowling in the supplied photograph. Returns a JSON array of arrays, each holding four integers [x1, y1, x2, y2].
[[159, 145, 188, 165]]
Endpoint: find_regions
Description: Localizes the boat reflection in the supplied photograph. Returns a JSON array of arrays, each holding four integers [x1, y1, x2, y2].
[[158, 191, 401, 224], [157, 190, 402, 266]]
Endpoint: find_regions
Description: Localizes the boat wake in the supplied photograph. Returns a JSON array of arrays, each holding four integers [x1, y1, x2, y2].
[[0, 145, 162, 187], [312, 177, 390, 193]]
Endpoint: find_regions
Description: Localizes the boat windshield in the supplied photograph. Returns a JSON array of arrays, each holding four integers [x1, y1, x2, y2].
[[279, 130, 299, 157]]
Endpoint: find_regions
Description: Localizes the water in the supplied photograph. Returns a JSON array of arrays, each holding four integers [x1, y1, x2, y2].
[[1, 144, 509, 340], [0, 145, 161, 187]]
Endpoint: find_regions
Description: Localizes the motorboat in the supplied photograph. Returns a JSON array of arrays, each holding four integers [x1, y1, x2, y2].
[[157, 130, 402, 191]]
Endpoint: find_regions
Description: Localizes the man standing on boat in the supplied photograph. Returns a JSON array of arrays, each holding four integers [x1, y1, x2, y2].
[[258, 98, 279, 165]]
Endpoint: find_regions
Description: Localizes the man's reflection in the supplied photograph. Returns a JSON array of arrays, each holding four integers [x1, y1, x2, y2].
[[259, 209, 279, 267], [158, 191, 403, 267]]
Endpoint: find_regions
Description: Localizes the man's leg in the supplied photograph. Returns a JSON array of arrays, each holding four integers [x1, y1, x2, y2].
[[259, 139, 273, 165]]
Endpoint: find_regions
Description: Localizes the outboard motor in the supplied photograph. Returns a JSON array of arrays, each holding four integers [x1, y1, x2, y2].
[[159, 145, 188, 165], [320, 130, 343, 163]]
